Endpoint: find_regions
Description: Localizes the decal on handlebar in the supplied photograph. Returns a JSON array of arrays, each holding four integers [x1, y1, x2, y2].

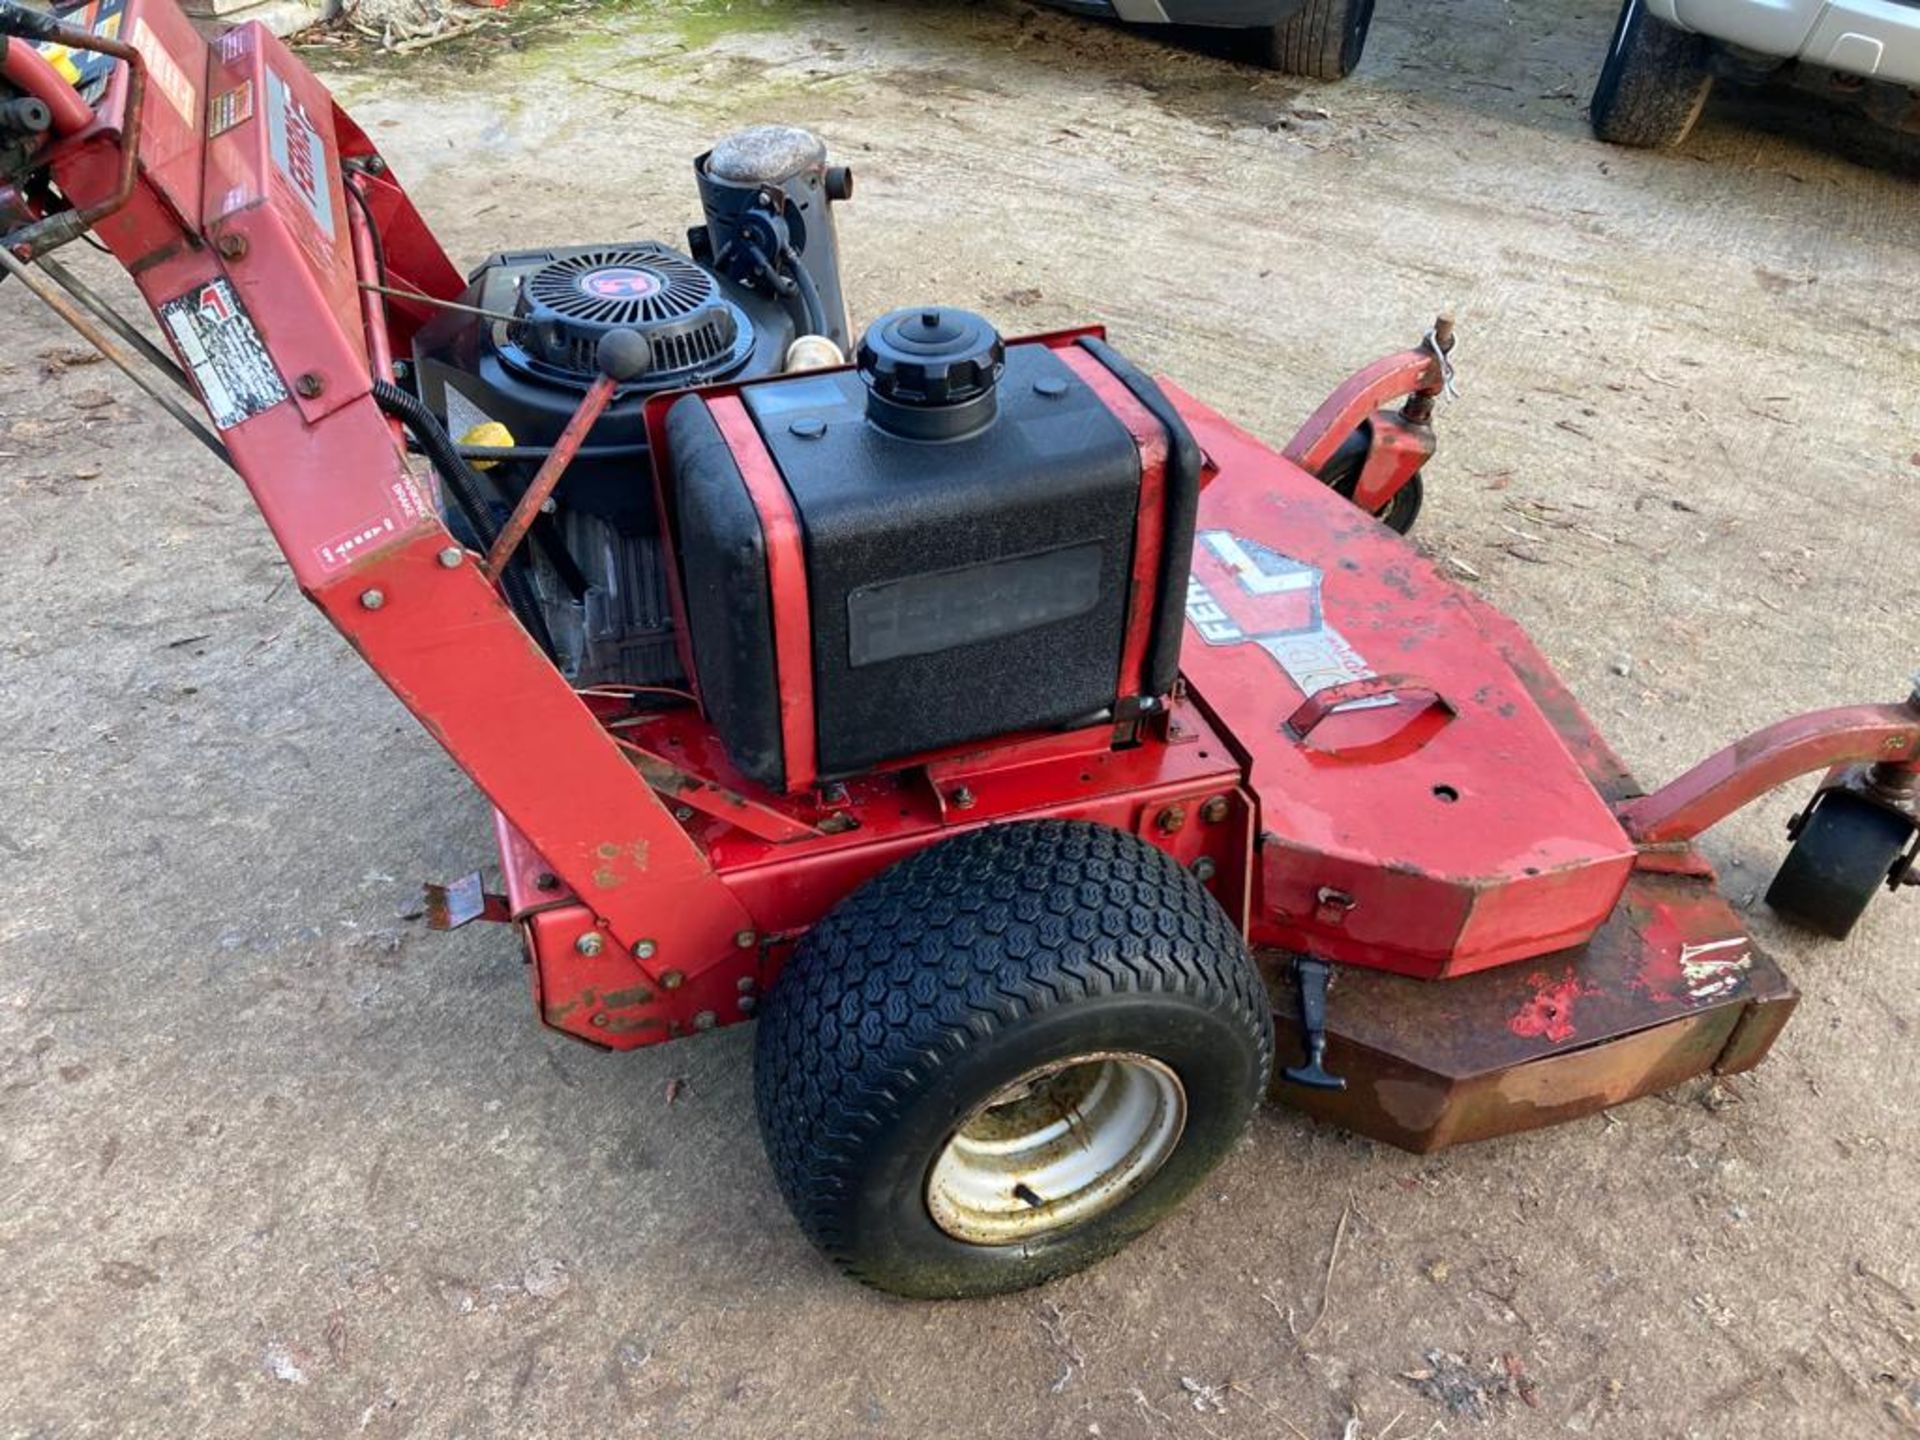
[[157, 278, 289, 431]]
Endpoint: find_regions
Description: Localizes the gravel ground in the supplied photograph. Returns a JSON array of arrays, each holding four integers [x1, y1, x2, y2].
[[3, 1, 1918, 1436]]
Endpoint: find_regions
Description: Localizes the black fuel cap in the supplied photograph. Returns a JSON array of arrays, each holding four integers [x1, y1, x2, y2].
[[858, 307, 1005, 439]]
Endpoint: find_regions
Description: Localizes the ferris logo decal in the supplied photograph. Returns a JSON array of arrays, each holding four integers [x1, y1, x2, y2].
[[157, 279, 288, 431], [264, 70, 335, 240], [1186, 530, 1385, 706]]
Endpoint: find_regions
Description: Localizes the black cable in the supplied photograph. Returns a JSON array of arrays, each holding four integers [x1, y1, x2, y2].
[[370, 378, 556, 656], [781, 244, 828, 337], [341, 174, 390, 289]]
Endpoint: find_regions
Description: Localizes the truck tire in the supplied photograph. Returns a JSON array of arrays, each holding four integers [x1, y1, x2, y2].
[[753, 820, 1273, 1299], [1590, 0, 1713, 148], [1245, 0, 1376, 79]]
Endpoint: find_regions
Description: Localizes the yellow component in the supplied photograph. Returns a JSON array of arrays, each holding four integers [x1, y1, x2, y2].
[[459, 420, 515, 471]]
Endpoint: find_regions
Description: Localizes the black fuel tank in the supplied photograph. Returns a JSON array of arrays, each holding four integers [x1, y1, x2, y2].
[[669, 310, 1192, 791]]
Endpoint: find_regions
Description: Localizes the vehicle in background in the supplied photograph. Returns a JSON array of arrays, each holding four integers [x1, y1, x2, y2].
[[1592, 0, 1920, 147], [1039, 0, 1378, 79]]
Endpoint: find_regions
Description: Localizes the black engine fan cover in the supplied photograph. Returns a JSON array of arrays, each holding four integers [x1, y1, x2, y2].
[[503, 245, 758, 391], [410, 242, 793, 528]]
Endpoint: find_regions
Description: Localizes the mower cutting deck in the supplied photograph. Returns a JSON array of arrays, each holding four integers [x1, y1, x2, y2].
[[5, 0, 1917, 1298]]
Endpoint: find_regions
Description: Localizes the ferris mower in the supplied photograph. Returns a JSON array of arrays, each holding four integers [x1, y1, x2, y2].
[[6, 0, 1919, 1302]]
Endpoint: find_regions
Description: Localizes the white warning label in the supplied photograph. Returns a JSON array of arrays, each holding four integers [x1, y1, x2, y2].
[[158, 279, 289, 431]]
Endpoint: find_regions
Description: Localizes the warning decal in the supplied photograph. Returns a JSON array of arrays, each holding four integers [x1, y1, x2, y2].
[[158, 279, 289, 431], [208, 79, 254, 138], [1186, 529, 1385, 703]]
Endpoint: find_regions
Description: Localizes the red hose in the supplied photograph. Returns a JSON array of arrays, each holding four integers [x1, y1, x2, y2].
[[1, 39, 94, 136]]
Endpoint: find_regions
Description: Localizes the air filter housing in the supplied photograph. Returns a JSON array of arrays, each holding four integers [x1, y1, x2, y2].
[[503, 243, 756, 390]]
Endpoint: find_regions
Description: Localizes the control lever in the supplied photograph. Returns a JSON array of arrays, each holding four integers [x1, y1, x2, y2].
[[1282, 957, 1347, 1092]]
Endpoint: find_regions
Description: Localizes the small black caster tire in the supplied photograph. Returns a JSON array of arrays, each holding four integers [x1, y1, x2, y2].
[[1590, 0, 1714, 148], [1765, 792, 1915, 940], [1317, 423, 1424, 535], [1241, 0, 1376, 79], [753, 820, 1273, 1299]]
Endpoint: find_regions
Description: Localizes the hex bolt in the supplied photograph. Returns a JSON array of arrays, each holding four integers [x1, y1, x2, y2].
[[1200, 796, 1230, 825], [737, 996, 758, 1016], [437, 546, 463, 569], [359, 589, 385, 611], [950, 785, 977, 811], [1192, 856, 1218, 882], [293, 372, 325, 399], [660, 969, 685, 990], [215, 232, 247, 261], [364, 154, 387, 174], [1156, 804, 1187, 834], [693, 1010, 717, 1031], [590, 1012, 610, 1028], [534, 871, 559, 892], [632, 939, 657, 960], [734, 929, 757, 950], [575, 932, 604, 957], [736, 976, 757, 993], [673, 805, 695, 823]]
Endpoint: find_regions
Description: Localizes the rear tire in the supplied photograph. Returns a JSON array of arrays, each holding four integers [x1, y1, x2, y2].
[[1590, 0, 1713, 148], [1244, 0, 1377, 79], [1765, 792, 1914, 940], [753, 820, 1273, 1299]]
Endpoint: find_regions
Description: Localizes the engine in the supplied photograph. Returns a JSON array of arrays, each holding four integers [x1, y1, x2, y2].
[[408, 124, 852, 686]]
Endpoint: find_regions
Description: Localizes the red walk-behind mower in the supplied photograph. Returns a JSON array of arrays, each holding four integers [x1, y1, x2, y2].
[[7, 0, 1919, 1300]]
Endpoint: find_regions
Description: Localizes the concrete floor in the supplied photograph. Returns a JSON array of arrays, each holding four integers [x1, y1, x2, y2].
[[3, 1, 1918, 1435]]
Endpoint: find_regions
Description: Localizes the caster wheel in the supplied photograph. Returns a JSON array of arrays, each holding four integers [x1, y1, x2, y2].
[[753, 820, 1272, 1298], [1317, 423, 1424, 535], [1765, 791, 1915, 940]]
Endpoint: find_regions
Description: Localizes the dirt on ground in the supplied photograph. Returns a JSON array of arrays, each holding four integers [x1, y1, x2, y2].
[[4, 1, 1919, 1436]]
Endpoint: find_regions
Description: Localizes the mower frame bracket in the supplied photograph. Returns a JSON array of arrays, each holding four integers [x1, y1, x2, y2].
[[1619, 699, 1920, 846]]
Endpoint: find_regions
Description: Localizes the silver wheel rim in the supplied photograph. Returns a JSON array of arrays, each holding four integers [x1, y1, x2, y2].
[[925, 1052, 1187, 1246]]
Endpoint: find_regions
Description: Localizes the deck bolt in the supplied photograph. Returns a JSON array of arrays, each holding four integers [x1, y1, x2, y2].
[[950, 785, 976, 811], [737, 976, 757, 993], [737, 996, 757, 1015], [632, 939, 657, 960], [534, 871, 559, 891], [359, 588, 385, 610], [660, 969, 684, 990], [1156, 804, 1187, 834], [693, 1010, 718, 1031], [294, 372, 325, 399], [215, 232, 247, 260], [575, 932, 604, 957], [437, 546, 463, 568], [734, 929, 757, 949], [1200, 796, 1230, 824]]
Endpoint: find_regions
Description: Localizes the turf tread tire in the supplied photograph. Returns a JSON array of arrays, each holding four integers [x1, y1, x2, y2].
[[754, 820, 1273, 1298]]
